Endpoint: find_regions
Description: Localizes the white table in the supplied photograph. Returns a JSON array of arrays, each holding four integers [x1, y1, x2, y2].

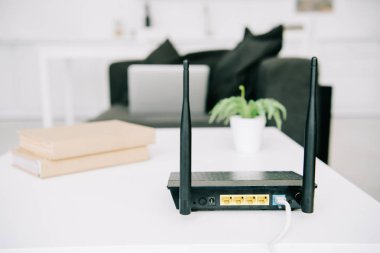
[[0, 128, 379, 253]]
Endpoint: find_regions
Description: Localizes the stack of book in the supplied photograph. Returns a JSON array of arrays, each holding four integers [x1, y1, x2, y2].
[[11, 120, 155, 178]]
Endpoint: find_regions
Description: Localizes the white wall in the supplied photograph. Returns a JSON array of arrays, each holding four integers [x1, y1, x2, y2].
[[0, 0, 379, 122]]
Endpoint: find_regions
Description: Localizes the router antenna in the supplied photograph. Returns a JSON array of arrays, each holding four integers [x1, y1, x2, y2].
[[302, 57, 318, 213], [179, 59, 192, 215]]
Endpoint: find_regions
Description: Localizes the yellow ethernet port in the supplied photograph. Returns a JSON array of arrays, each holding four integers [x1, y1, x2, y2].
[[233, 196, 244, 205], [245, 195, 256, 205], [221, 196, 232, 205], [257, 195, 270, 205], [220, 194, 269, 206]]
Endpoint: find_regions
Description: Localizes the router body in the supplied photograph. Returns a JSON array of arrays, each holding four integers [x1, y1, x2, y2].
[[167, 58, 318, 215], [168, 171, 303, 211]]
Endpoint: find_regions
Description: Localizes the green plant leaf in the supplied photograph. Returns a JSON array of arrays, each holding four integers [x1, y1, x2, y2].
[[255, 100, 266, 117], [208, 85, 287, 128], [272, 100, 287, 120], [273, 110, 282, 129], [247, 100, 259, 118]]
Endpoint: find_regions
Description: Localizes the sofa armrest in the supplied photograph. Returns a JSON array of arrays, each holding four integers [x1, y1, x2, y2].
[[109, 60, 144, 106], [318, 85, 332, 163]]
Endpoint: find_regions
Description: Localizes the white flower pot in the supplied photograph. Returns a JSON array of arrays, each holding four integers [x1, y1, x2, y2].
[[230, 116, 266, 153]]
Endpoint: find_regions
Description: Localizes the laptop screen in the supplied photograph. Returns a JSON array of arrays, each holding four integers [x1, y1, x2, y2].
[[128, 65, 210, 115]]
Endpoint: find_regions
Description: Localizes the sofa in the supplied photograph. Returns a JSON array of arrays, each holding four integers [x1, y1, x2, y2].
[[93, 26, 332, 163]]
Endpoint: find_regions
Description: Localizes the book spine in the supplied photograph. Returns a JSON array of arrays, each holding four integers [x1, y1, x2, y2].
[[12, 151, 41, 176], [12, 147, 149, 178]]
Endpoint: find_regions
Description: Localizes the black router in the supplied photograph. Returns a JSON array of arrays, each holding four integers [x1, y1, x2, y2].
[[167, 58, 318, 215]]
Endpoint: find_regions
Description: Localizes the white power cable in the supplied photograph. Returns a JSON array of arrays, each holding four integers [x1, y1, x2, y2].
[[267, 196, 292, 253]]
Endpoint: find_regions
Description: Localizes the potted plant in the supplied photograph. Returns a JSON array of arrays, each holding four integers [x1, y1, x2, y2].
[[209, 85, 287, 153]]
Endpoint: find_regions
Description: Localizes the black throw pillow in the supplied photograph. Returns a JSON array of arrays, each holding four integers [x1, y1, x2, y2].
[[144, 39, 181, 64], [243, 25, 284, 41], [206, 26, 283, 112]]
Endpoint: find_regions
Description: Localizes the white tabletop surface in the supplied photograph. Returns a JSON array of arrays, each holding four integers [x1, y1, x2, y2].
[[0, 128, 379, 253]]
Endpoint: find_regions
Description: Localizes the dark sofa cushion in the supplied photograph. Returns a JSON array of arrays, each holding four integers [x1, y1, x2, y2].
[[206, 26, 283, 111], [254, 57, 331, 163], [109, 60, 143, 106], [256, 58, 311, 145], [145, 39, 181, 64]]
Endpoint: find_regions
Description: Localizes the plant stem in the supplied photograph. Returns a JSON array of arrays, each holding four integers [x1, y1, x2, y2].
[[239, 85, 245, 99]]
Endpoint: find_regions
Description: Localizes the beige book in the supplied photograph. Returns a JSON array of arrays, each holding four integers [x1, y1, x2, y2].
[[19, 120, 155, 160], [12, 146, 149, 178]]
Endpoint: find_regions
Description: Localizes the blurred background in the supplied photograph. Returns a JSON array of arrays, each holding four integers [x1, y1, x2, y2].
[[0, 0, 379, 200]]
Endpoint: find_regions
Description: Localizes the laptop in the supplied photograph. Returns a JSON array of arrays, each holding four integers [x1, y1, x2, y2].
[[128, 65, 210, 115]]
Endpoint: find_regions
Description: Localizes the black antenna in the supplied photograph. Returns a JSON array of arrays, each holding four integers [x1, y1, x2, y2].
[[179, 60, 192, 215], [302, 57, 318, 213]]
